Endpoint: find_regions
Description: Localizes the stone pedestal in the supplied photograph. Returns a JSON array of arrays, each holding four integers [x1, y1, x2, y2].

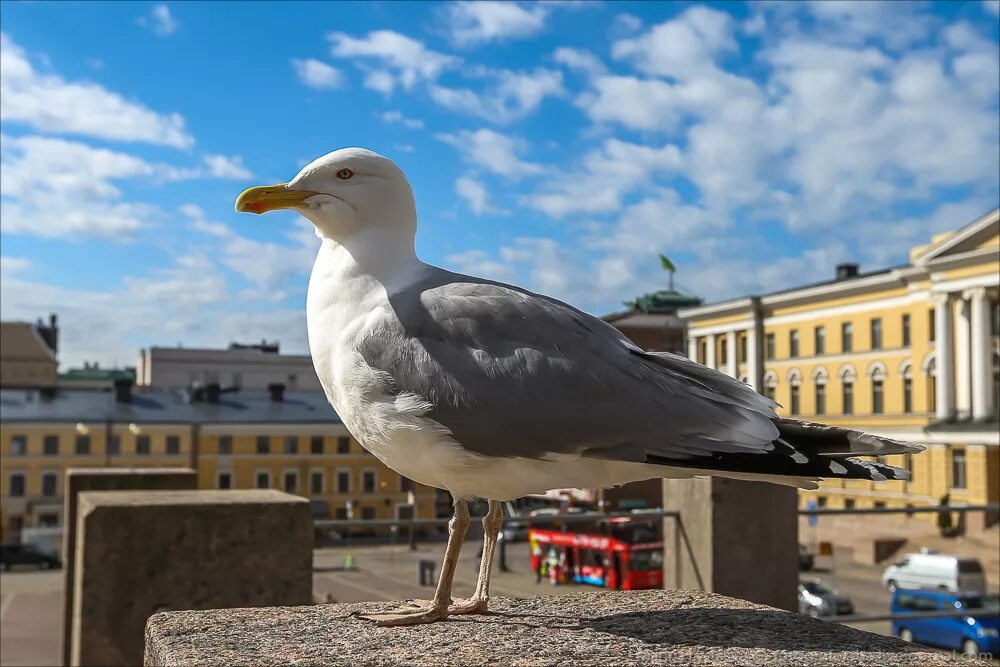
[[143, 590, 966, 666], [662, 477, 798, 612], [72, 489, 312, 667], [62, 467, 197, 666]]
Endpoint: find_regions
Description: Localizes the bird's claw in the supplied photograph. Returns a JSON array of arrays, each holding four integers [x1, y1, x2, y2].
[[357, 601, 447, 626], [447, 597, 488, 615]]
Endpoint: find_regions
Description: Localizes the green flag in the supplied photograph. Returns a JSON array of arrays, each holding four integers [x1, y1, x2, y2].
[[659, 254, 676, 272]]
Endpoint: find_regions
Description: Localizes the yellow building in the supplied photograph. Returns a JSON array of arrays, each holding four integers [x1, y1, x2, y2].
[[0, 381, 438, 542], [679, 208, 1000, 528], [0, 315, 58, 389]]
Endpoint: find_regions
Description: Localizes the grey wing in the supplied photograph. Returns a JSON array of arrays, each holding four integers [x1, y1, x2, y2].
[[358, 269, 782, 463]]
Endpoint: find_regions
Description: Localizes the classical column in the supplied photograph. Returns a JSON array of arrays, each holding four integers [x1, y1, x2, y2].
[[705, 333, 717, 369], [954, 296, 972, 419], [746, 327, 760, 391], [934, 293, 955, 420], [687, 334, 698, 362], [726, 331, 738, 378], [968, 288, 994, 420]]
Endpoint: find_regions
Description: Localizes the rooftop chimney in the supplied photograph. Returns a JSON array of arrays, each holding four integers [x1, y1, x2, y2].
[[113, 377, 132, 403], [268, 383, 285, 403], [206, 383, 221, 404], [36, 313, 59, 355], [835, 263, 859, 281]]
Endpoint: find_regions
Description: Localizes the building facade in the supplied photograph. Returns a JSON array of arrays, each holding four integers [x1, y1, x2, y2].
[[0, 383, 436, 542], [0, 315, 58, 388], [136, 341, 322, 391], [679, 209, 1000, 527]]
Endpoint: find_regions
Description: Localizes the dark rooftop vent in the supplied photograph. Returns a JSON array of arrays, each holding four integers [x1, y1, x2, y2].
[[835, 263, 859, 281], [113, 378, 132, 403], [206, 383, 221, 404], [39, 386, 57, 400], [268, 383, 285, 403]]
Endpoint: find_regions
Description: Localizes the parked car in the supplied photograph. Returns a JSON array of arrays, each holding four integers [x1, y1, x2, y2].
[[892, 589, 1000, 657], [798, 579, 854, 617], [799, 544, 815, 572], [0, 543, 61, 571], [882, 551, 986, 593]]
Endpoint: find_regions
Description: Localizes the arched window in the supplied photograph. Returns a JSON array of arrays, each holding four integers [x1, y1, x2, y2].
[[813, 367, 829, 416], [899, 361, 914, 414], [868, 363, 886, 415], [763, 371, 778, 402], [839, 365, 856, 415], [788, 370, 802, 416]]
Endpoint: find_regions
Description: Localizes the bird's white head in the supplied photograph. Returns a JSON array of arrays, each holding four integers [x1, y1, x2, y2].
[[235, 147, 416, 244]]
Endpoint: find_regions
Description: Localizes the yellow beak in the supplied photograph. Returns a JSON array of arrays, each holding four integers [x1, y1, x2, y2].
[[234, 183, 321, 214]]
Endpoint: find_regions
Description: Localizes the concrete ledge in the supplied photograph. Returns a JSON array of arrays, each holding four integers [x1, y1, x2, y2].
[[145, 590, 969, 666]]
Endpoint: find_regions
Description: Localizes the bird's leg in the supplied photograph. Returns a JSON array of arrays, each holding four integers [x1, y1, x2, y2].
[[358, 499, 470, 626], [449, 500, 503, 615]]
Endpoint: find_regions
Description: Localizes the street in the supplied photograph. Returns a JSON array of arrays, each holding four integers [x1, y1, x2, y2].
[[0, 541, 989, 666]]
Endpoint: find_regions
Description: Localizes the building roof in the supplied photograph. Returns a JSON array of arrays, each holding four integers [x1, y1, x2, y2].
[[59, 368, 136, 382], [0, 387, 343, 425], [0, 322, 57, 362]]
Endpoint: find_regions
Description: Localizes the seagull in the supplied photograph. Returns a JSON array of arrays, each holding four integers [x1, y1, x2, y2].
[[236, 147, 922, 626]]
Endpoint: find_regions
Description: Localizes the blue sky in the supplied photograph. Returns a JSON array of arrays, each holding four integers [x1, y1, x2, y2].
[[1, 0, 998, 369]]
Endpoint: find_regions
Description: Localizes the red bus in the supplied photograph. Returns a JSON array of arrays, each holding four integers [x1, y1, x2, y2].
[[528, 516, 663, 590]]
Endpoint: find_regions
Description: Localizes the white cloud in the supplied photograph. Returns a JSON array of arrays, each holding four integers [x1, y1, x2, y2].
[[552, 47, 606, 75], [526, 139, 683, 217], [181, 204, 319, 289], [611, 6, 737, 79], [0, 256, 32, 276], [455, 176, 498, 216], [444, 249, 518, 284], [328, 30, 457, 93], [201, 154, 253, 180], [291, 58, 343, 90], [138, 4, 180, 37], [0, 33, 193, 148], [985, 0, 1000, 16], [436, 128, 541, 178], [429, 67, 563, 124], [442, 1, 548, 46], [377, 110, 424, 129], [804, 1, 935, 51]]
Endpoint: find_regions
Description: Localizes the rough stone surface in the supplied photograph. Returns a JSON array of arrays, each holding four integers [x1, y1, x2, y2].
[[63, 467, 198, 666], [74, 489, 312, 667], [144, 590, 971, 667], [662, 478, 799, 612]]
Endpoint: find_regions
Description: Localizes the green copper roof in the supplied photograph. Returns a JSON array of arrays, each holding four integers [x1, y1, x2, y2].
[[626, 289, 702, 314], [59, 368, 136, 382]]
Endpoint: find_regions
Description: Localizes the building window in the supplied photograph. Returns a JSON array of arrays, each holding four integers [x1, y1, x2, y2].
[[738, 334, 747, 363], [336, 471, 350, 493], [255, 471, 271, 489], [951, 448, 967, 489], [43, 435, 59, 456], [789, 330, 799, 358], [841, 322, 853, 353], [310, 471, 324, 495], [842, 381, 854, 415], [765, 333, 775, 360], [361, 507, 376, 520], [362, 471, 376, 493], [284, 436, 298, 455], [718, 339, 727, 366], [901, 314, 911, 347], [41, 472, 58, 497], [815, 383, 826, 416], [334, 507, 348, 520], [75, 435, 91, 455], [283, 471, 298, 494], [697, 338, 707, 364], [9, 473, 25, 497], [928, 308, 935, 342], [816, 496, 827, 508], [873, 501, 886, 510], [136, 435, 151, 455], [872, 379, 884, 414], [108, 435, 120, 456], [218, 435, 232, 455], [870, 318, 882, 350], [11, 435, 27, 456], [166, 435, 180, 455], [844, 498, 856, 510], [310, 436, 324, 455], [218, 473, 232, 489], [256, 436, 270, 454], [814, 326, 825, 355], [905, 454, 914, 481], [337, 437, 351, 454], [400, 476, 413, 493], [790, 385, 801, 416], [903, 377, 913, 414]]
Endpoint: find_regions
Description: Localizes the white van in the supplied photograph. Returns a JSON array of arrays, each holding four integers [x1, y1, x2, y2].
[[882, 551, 987, 594]]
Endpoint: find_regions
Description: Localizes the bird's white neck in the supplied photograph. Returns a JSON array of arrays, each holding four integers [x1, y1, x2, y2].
[[321, 225, 424, 292]]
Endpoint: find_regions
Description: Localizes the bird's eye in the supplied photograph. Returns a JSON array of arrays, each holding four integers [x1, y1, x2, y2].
[[336, 168, 354, 180]]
